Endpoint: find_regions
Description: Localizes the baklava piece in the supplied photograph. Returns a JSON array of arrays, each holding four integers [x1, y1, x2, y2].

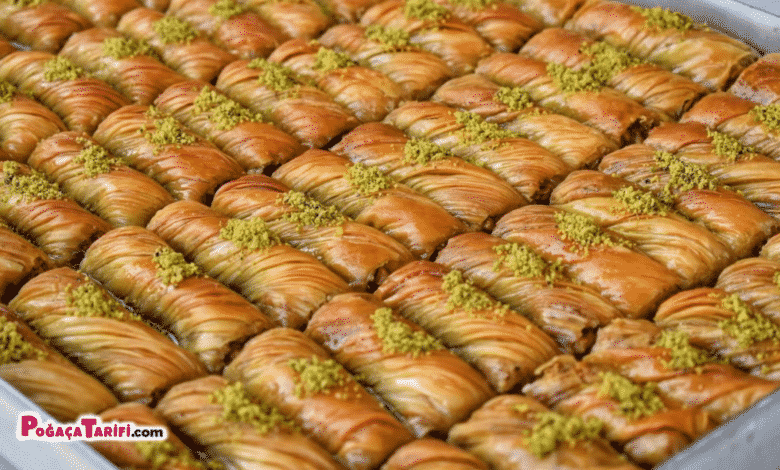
[[762, 233, 780, 261], [225, 328, 414, 470], [0, 80, 66, 162], [241, 0, 333, 40], [381, 438, 489, 470], [211, 175, 413, 289], [10, 268, 206, 403], [716, 251, 780, 323], [273, 149, 466, 259], [56, 0, 140, 27], [436, 0, 542, 52], [730, 53, 780, 105], [0, 1, 90, 52], [147, 200, 349, 329], [29, 132, 173, 227], [81, 226, 273, 373], [306, 293, 495, 437], [0, 221, 52, 300], [93, 105, 244, 202]]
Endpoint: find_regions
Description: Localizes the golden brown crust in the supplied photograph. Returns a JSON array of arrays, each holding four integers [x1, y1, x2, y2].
[[730, 53, 780, 105], [0, 2, 90, 53], [381, 438, 489, 470], [0, 224, 52, 300], [0, 91, 67, 163], [242, 0, 333, 40]]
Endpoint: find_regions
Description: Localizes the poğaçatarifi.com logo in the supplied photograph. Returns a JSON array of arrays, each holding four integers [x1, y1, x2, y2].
[[17, 412, 167, 442]]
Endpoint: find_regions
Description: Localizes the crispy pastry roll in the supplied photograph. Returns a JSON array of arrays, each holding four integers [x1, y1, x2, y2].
[[730, 53, 780, 105], [654, 287, 780, 380], [318, 24, 452, 100], [381, 438, 488, 470], [147, 200, 348, 328], [269, 39, 404, 122], [566, 0, 757, 91], [520, 28, 706, 118], [431, 74, 617, 168], [0, 306, 118, 422], [154, 81, 303, 172], [28, 132, 173, 227], [492, 205, 680, 318], [0, 221, 52, 301], [762, 233, 780, 261], [156, 376, 344, 470], [241, 0, 332, 40], [475, 52, 661, 144], [0, 161, 112, 265], [10, 268, 206, 403], [216, 58, 359, 148], [167, 0, 285, 59], [81, 226, 273, 373], [332, 123, 526, 230], [448, 394, 641, 470], [434, 232, 623, 354], [384, 102, 570, 202], [55, 0, 139, 27], [273, 149, 466, 258], [225, 328, 413, 470], [598, 144, 778, 259], [716, 256, 780, 324], [91, 403, 222, 470], [524, 355, 714, 466], [0, 80, 66, 162], [588, 319, 780, 423], [550, 170, 734, 288], [211, 175, 413, 289], [93, 105, 244, 202], [306, 293, 495, 436], [375, 261, 559, 392], [359, 0, 493, 75], [681, 92, 780, 161], [0, 2, 90, 53], [0, 52, 130, 134], [117, 8, 237, 83], [515, 0, 584, 26], [59, 27, 187, 105]]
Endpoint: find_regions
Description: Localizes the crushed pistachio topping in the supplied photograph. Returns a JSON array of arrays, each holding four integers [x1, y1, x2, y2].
[[441, 270, 508, 316], [153, 16, 198, 44], [403, 138, 453, 165], [135, 441, 224, 470], [0, 81, 16, 104], [653, 151, 719, 203], [371, 307, 444, 357], [288, 355, 349, 397], [631, 6, 694, 31], [581, 41, 641, 75], [0, 317, 45, 365], [364, 24, 410, 51], [404, 0, 449, 21], [211, 382, 296, 433], [2, 161, 64, 202], [522, 411, 603, 458], [102, 36, 157, 60], [495, 86, 534, 111], [345, 163, 395, 196], [597, 371, 665, 419], [313, 47, 356, 72], [547, 42, 640, 94], [751, 104, 780, 132], [774, 271, 780, 290], [455, 110, 517, 145], [209, 0, 246, 19], [65, 281, 140, 321], [192, 87, 263, 130], [717, 293, 780, 348], [280, 190, 345, 228], [43, 56, 85, 82], [612, 186, 671, 216], [140, 114, 197, 153], [448, 0, 495, 8], [73, 138, 124, 177], [555, 210, 632, 255], [248, 58, 298, 92], [492, 242, 564, 285], [707, 129, 754, 162], [655, 330, 715, 370], [220, 218, 281, 251], [546, 62, 603, 93], [5, 0, 46, 8], [153, 247, 202, 286]]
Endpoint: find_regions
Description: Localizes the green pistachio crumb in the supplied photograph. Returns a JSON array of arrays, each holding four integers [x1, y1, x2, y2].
[[774, 271, 780, 290], [153, 16, 198, 44], [345, 163, 395, 196], [364, 24, 410, 51], [74, 138, 125, 177], [43, 56, 85, 82], [288, 355, 349, 397], [208, 0, 247, 19], [192, 86, 263, 130], [655, 330, 715, 370], [706, 129, 754, 162], [102, 36, 157, 60], [441, 270, 507, 316], [153, 247, 202, 286], [454, 110, 517, 145], [554, 210, 632, 255], [2, 161, 64, 202], [65, 281, 141, 321], [495, 86, 534, 111], [523, 411, 603, 458], [751, 104, 780, 132], [653, 151, 719, 203], [514, 403, 530, 413], [547, 62, 603, 93], [404, 0, 449, 21], [0, 317, 46, 366], [403, 138, 453, 165], [717, 292, 780, 348], [139, 115, 197, 153], [280, 190, 346, 228], [313, 47, 356, 72], [631, 6, 694, 31], [371, 307, 444, 357], [492, 242, 564, 285], [219, 218, 281, 251], [0, 81, 16, 104], [597, 371, 665, 419], [134, 441, 224, 470], [211, 382, 296, 433], [612, 186, 671, 216], [247, 58, 298, 92]]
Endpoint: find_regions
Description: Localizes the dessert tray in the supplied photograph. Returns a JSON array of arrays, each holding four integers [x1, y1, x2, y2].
[[1, 0, 779, 468]]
